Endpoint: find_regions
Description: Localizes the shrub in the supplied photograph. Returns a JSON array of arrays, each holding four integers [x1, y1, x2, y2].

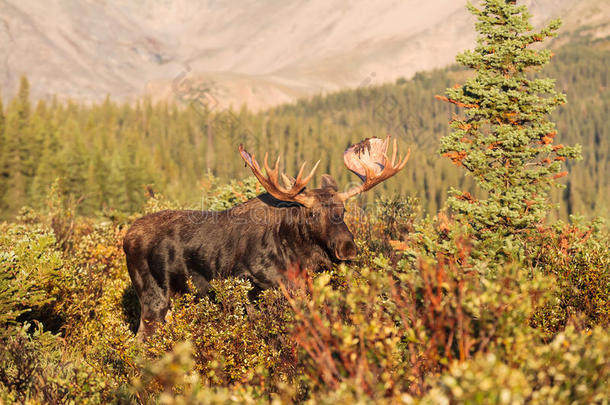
[[529, 219, 610, 334], [0, 322, 110, 404], [283, 265, 410, 398], [144, 279, 297, 395], [423, 353, 532, 404], [346, 195, 421, 262], [424, 326, 610, 404], [0, 222, 62, 332], [0, 171, 607, 403], [523, 326, 610, 403], [198, 175, 263, 211], [131, 341, 270, 404], [53, 219, 142, 393], [283, 218, 556, 399]]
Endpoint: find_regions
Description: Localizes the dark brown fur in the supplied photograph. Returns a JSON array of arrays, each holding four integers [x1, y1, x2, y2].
[[123, 175, 357, 338]]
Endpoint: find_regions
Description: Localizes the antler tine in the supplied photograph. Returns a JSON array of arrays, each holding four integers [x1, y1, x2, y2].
[[398, 148, 411, 170], [262, 153, 272, 176], [338, 136, 410, 201], [295, 161, 307, 182], [386, 139, 411, 171], [239, 144, 318, 206], [292, 159, 320, 186], [300, 160, 320, 185], [250, 151, 260, 170]]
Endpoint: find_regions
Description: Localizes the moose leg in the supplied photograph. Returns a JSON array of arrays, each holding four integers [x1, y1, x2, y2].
[[137, 291, 170, 340], [126, 253, 170, 340]]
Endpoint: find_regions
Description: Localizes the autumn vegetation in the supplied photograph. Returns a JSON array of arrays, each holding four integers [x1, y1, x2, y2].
[[1, 1, 609, 403]]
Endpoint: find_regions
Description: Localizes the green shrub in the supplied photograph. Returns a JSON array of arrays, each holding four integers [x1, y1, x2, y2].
[[423, 353, 532, 404], [198, 175, 263, 211], [346, 195, 421, 263], [54, 220, 142, 392], [284, 264, 411, 399], [529, 219, 610, 334], [0, 322, 110, 404], [283, 219, 556, 399], [523, 326, 610, 403], [144, 279, 297, 394], [0, 167, 607, 403], [0, 222, 62, 332], [424, 326, 610, 404], [131, 341, 271, 404]]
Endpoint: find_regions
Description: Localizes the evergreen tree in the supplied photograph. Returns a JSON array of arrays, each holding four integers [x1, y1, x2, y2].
[[0, 93, 5, 203], [0, 37, 607, 220], [0, 93, 4, 140], [1, 76, 32, 214], [438, 0, 581, 245]]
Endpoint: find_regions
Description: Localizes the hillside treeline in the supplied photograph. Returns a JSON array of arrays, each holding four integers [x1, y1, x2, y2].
[[0, 38, 607, 220]]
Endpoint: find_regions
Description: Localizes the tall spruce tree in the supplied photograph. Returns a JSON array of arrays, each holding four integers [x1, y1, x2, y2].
[[1, 76, 32, 214], [438, 1, 581, 244], [0, 93, 4, 139], [0, 94, 5, 209]]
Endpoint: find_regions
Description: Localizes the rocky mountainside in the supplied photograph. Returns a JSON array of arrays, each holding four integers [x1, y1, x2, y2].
[[1, 0, 608, 110]]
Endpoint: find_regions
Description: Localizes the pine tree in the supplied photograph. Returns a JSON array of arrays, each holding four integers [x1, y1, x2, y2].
[[0, 93, 4, 140], [1, 76, 32, 214], [0, 93, 5, 198], [438, 0, 581, 243], [30, 127, 61, 206]]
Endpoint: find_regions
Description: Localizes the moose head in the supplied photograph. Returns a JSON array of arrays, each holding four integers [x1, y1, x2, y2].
[[238, 136, 410, 262]]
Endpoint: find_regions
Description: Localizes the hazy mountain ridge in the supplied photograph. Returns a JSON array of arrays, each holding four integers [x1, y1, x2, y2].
[[0, 0, 608, 110]]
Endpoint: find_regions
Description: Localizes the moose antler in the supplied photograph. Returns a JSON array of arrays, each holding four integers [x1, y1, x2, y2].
[[239, 145, 320, 206], [338, 136, 410, 201]]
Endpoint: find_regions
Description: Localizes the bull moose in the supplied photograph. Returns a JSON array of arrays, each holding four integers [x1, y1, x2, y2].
[[123, 136, 410, 338]]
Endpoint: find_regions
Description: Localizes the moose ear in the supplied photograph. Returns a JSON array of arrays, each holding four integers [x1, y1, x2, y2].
[[320, 174, 338, 191]]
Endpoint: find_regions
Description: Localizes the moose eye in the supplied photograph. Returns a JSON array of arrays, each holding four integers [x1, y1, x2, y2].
[[330, 211, 344, 224]]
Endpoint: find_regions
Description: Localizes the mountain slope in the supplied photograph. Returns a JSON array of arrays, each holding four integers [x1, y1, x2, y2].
[[0, 0, 608, 109]]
